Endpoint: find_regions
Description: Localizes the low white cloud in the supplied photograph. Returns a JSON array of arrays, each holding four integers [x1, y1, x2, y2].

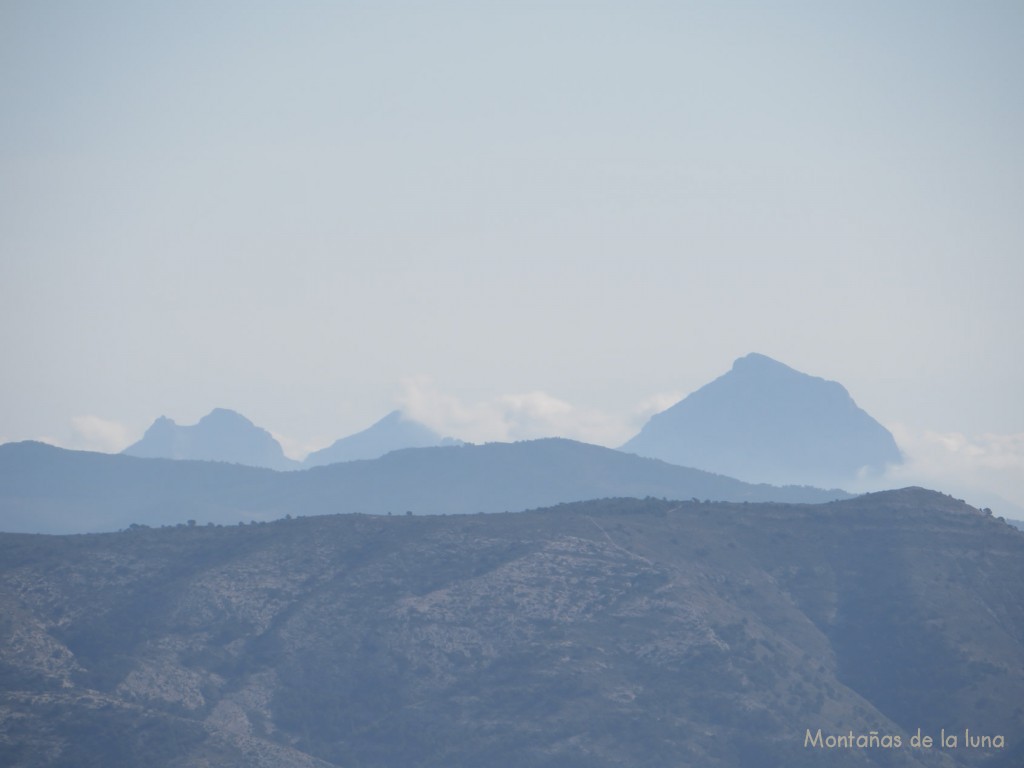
[[68, 415, 136, 453], [396, 377, 680, 447], [858, 423, 1024, 514], [396, 376, 510, 444], [630, 390, 688, 422]]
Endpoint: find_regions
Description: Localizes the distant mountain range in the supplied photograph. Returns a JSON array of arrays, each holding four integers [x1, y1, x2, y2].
[[0, 439, 849, 534], [123, 408, 455, 470], [2, 490, 1021, 767], [621, 353, 903, 488], [117, 354, 904, 492]]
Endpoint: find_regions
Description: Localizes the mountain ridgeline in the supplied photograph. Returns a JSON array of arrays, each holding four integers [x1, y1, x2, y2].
[[123, 409, 456, 470], [122, 408, 299, 471], [0, 439, 848, 535], [621, 353, 903, 488], [0, 490, 1020, 767], [116, 355, 903, 494], [111, 353, 904, 502]]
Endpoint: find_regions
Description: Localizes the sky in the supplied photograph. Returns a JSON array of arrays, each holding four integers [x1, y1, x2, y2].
[[2, 2, 1023, 510]]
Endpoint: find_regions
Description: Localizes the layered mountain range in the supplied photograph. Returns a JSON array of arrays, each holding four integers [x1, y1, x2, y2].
[[116, 354, 902, 492], [1, 355, 1019, 767], [0, 353, 929, 537], [0, 439, 848, 535]]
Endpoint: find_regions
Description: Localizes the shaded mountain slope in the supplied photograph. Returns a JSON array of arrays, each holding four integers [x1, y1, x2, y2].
[[297, 437, 849, 513], [0, 441, 280, 534], [621, 353, 902, 488], [122, 408, 298, 471], [0, 440, 849, 534], [302, 410, 458, 467], [0, 490, 1020, 767]]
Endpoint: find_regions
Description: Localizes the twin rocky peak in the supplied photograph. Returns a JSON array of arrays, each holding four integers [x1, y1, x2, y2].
[[123, 353, 902, 489], [123, 408, 459, 471]]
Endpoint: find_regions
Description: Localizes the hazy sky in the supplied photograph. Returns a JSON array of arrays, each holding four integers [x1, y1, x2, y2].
[[2, 3, 1022, 507]]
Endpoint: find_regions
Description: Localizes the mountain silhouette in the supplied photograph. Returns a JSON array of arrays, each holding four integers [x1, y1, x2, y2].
[[122, 408, 299, 471], [620, 353, 902, 487], [1, 439, 849, 534], [303, 410, 458, 467]]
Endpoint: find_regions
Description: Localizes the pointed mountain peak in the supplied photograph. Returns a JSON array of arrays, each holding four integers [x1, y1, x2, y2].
[[144, 415, 178, 432], [733, 351, 784, 369], [199, 408, 256, 427], [621, 355, 901, 488], [203, 407, 246, 419], [681, 353, 852, 412], [123, 409, 297, 471], [724, 352, 815, 380], [303, 411, 460, 468], [730, 352, 809, 378]]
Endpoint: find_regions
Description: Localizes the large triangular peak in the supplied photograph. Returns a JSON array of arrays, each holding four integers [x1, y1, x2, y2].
[[620, 354, 901, 488]]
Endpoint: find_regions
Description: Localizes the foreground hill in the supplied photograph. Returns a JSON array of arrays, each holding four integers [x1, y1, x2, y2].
[[122, 408, 299, 471], [0, 489, 1020, 767], [621, 353, 903, 488], [0, 440, 848, 534]]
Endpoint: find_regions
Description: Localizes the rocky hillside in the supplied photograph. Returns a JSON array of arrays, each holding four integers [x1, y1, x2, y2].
[[1, 489, 1021, 767]]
